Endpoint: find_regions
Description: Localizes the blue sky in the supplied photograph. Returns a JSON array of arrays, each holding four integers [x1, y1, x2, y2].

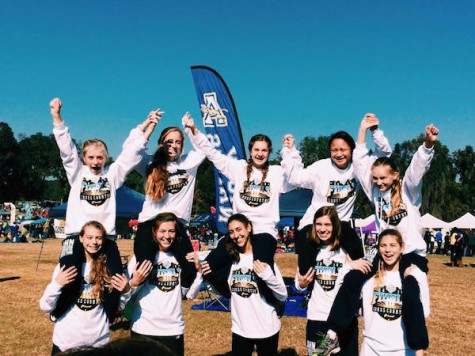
[[2, 1, 474, 159]]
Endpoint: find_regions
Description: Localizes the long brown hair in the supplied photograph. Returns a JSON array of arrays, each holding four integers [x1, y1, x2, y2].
[[151, 212, 182, 251], [244, 134, 272, 192], [79, 221, 112, 303], [373, 229, 404, 289], [145, 127, 184, 201], [372, 157, 401, 217], [225, 213, 253, 262], [309, 206, 341, 251]]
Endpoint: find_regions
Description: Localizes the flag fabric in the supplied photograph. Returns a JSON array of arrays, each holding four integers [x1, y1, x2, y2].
[[191, 66, 246, 234]]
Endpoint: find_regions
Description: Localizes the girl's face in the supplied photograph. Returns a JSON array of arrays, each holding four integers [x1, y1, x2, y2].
[[314, 215, 333, 244], [228, 220, 251, 250], [379, 234, 404, 271], [80, 226, 104, 259], [330, 138, 352, 169], [83, 144, 107, 175], [162, 131, 183, 161], [371, 165, 398, 192], [250, 141, 270, 169], [154, 221, 176, 252]]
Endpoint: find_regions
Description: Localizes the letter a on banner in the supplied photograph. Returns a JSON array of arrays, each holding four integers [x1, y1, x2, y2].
[[190, 66, 246, 234]]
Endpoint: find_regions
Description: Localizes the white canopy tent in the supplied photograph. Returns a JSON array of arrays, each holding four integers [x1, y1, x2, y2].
[[421, 213, 448, 229], [449, 212, 475, 229]]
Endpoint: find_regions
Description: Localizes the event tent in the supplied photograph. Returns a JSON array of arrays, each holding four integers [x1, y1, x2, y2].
[[279, 189, 313, 217], [449, 212, 475, 229], [421, 213, 448, 229], [49, 186, 145, 219]]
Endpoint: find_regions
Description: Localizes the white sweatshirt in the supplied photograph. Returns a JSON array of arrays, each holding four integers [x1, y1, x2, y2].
[[121, 253, 201, 337], [229, 253, 288, 339], [188, 131, 294, 237], [39, 263, 109, 352], [353, 143, 434, 255], [281, 129, 391, 229], [294, 246, 350, 322], [360, 268, 430, 355], [134, 149, 206, 223], [53, 122, 147, 236]]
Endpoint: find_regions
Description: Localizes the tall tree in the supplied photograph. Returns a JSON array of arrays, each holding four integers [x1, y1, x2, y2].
[[0, 122, 21, 200], [452, 145, 475, 214]]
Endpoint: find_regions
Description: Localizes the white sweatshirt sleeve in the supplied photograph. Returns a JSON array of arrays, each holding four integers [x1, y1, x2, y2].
[[53, 123, 83, 186], [185, 130, 242, 183], [409, 267, 431, 318], [39, 264, 63, 313], [403, 144, 434, 206], [256, 264, 288, 302], [352, 143, 376, 201], [107, 128, 148, 187], [372, 128, 392, 157], [280, 146, 316, 189], [185, 272, 204, 300]]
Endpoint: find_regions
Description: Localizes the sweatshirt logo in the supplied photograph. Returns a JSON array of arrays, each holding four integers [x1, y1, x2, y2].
[[148, 260, 181, 292], [239, 180, 271, 207], [371, 285, 402, 321], [166, 170, 189, 194], [326, 178, 356, 205], [314, 259, 343, 291], [379, 199, 408, 226], [76, 280, 99, 311], [80, 177, 111, 206], [231, 268, 258, 298]]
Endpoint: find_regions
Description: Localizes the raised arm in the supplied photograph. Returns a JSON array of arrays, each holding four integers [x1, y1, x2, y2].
[[182, 113, 242, 182], [50, 98, 63, 126]]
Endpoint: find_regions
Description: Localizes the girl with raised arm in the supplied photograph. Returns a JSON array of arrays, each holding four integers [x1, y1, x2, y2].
[[40, 221, 129, 355], [49, 98, 155, 321], [183, 115, 294, 272]]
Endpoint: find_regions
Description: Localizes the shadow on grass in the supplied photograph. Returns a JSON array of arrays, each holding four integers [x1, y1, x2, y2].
[[0, 276, 20, 282], [213, 348, 298, 356]]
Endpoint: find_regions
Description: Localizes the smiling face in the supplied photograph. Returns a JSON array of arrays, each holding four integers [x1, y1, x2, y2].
[[330, 138, 352, 169], [80, 225, 104, 261], [379, 234, 404, 271], [162, 130, 183, 162], [314, 215, 333, 244], [153, 221, 177, 252], [83, 144, 108, 175], [250, 140, 271, 169], [371, 165, 399, 192], [228, 219, 252, 252]]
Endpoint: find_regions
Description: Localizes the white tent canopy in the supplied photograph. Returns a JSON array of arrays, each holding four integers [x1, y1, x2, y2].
[[421, 213, 448, 229], [449, 212, 475, 229]]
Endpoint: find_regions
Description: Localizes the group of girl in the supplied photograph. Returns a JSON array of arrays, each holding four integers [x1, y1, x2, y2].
[[40, 98, 436, 356]]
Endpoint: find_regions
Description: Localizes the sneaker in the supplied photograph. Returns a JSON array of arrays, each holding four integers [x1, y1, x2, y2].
[[313, 334, 340, 356]]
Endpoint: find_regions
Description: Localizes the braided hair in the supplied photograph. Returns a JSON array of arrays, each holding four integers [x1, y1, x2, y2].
[[244, 134, 272, 192], [372, 157, 402, 217]]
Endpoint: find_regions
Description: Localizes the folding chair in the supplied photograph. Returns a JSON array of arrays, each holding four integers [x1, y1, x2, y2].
[[200, 280, 229, 311]]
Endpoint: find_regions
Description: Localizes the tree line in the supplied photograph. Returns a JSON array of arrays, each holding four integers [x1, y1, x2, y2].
[[1, 121, 473, 221]]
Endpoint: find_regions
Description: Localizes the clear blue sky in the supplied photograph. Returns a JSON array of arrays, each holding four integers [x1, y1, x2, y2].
[[2, 1, 474, 159]]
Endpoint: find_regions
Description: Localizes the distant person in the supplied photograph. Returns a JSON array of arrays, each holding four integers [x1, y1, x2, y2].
[[467, 231, 475, 257], [40, 221, 129, 355], [435, 230, 443, 254], [443, 231, 450, 255]]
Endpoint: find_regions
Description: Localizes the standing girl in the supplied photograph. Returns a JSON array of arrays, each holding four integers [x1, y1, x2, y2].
[[201, 214, 288, 356], [280, 120, 391, 255], [129, 112, 206, 288], [360, 229, 430, 356], [318, 117, 438, 354], [296, 206, 371, 356], [121, 212, 202, 356], [49, 98, 155, 320], [183, 116, 294, 271], [40, 221, 129, 354]]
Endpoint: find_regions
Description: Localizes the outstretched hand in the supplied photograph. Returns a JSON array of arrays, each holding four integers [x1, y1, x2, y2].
[[201, 261, 212, 276], [110, 273, 130, 293], [360, 113, 379, 131], [425, 124, 439, 148], [282, 134, 295, 149], [129, 260, 153, 288], [141, 109, 164, 140], [49, 98, 63, 124], [182, 112, 198, 135], [186, 251, 202, 273]]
